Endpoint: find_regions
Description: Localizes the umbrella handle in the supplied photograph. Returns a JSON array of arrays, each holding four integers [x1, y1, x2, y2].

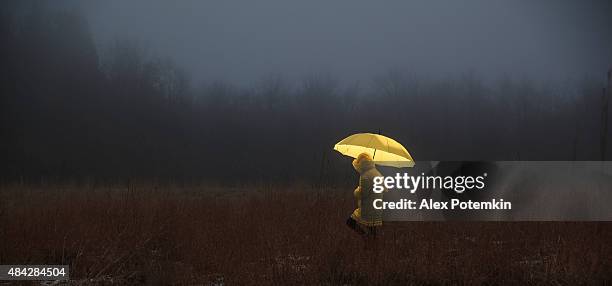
[[373, 149, 377, 160]]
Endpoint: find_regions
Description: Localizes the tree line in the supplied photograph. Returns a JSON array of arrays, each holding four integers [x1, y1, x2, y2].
[[0, 1, 610, 184]]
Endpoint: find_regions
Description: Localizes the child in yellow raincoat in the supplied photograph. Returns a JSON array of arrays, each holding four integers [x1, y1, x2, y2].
[[346, 153, 384, 238]]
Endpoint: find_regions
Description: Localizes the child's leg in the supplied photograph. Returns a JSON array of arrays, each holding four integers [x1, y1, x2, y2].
[[346, 217, 366, 235]]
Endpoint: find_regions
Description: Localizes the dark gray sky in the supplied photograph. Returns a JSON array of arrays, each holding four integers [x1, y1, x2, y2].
[[79, 0, 612, 85]]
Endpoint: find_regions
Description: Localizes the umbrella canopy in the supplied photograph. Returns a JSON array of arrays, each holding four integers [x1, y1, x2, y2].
[[333, 133, 415, 168]]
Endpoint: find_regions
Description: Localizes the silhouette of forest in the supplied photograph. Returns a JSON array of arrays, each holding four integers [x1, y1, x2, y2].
[[1, 2, 610, 184]]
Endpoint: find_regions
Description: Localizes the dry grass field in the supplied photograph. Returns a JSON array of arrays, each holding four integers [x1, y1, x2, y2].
[[0, 182, 610, 285]]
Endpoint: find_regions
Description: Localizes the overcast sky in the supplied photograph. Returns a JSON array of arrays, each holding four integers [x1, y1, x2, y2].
[[77, 0, 612, 85]]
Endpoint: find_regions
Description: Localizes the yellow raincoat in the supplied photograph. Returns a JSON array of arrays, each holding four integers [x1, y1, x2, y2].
[[350, 153, 384, 227]]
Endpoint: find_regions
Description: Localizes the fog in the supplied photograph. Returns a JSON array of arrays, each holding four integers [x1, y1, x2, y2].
[[2, 1, 611, 183], [79, 0, 612, 84]]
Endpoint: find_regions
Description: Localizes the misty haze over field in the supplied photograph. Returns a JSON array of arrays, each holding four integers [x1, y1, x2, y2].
[[2, 3, 612, 285], [1, 0, 612, 183], [80, 0, 612, 84]]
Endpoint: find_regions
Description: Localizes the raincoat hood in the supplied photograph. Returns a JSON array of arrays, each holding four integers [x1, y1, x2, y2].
[[352, 153, 376, 174]]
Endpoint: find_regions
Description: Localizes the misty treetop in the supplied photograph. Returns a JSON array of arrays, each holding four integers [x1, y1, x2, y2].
[[0, 2, 610, 184]]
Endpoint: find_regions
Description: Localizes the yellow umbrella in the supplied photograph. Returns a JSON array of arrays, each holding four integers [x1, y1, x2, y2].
[[333, 133, 415, 168]]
